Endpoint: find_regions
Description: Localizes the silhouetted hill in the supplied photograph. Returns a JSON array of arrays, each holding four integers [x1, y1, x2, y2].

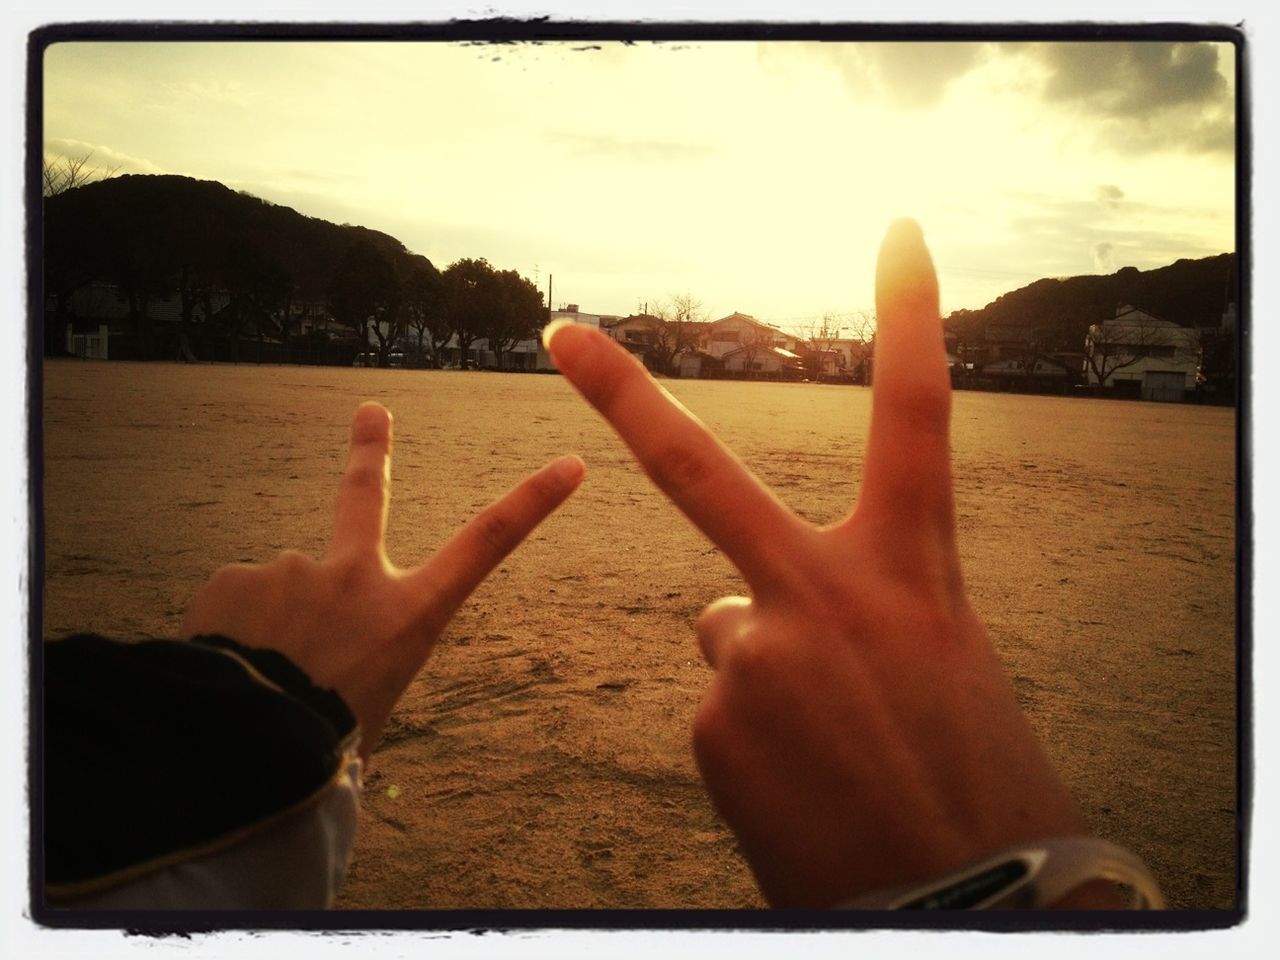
[[44, 173, 422, 304], [945, 253, 1237, 351]]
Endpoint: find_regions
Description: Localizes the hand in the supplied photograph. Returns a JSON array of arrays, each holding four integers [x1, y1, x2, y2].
[[544, 220, 1090, 908], [182, 402, 584, 764]]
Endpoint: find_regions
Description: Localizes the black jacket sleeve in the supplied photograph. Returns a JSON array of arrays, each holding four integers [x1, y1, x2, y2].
[[43, 633, 358, 896]]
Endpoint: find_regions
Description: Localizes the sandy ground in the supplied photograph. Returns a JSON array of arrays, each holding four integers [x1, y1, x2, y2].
[[40, 360, 1238, 911]]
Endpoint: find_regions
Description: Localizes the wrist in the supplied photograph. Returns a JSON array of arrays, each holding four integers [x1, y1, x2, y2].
[[842, 836, 1164, 910]]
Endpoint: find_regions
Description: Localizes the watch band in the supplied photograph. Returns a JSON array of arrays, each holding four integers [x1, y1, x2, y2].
[[844, 836, 1165, 910]]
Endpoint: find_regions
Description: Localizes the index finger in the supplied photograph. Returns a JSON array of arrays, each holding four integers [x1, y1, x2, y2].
[[408, 454, 585, 625], [326, 402, 393, 562], [858, 219, 957, 540], [544, 321, 811, 594]]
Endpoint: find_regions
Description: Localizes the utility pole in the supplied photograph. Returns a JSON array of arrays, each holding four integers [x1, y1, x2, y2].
[[547, 274, 553, 320]]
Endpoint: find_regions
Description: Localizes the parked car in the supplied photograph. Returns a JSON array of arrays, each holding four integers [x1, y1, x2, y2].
[[353, 352, 377, 368]]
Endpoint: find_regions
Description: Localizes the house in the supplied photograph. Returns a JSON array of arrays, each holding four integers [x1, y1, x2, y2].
[[721, 344, 805, 378], [54, 280, 233, 360], [65, 319, 111, 359], [701, 313, 802, 379], [608, 313, 664, 358], [706, 313, 794, 356], [967, 322, 1082, 390], [605, 313, 714, 374], [812, 337, 873, 383], [1084, 305, 1200, 401], [673, 349, 721, 379]]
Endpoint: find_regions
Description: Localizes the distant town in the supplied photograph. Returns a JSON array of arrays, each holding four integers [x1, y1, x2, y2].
[[43, 170, 1238, 406]]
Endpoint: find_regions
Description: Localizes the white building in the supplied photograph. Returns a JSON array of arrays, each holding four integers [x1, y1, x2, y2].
[[1085, 305, 1200, 402]]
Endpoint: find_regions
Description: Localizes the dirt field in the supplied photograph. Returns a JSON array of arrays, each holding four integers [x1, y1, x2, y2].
[[40, 359, 1239, 911]]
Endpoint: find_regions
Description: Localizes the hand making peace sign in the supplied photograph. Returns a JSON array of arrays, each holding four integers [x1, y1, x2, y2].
[[182, 403, 584, 765], [545, 219, 1092, 908]]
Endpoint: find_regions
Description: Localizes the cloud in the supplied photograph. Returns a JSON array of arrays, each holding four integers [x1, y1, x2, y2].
[[763, 41, 989, 109], [1093, 241, 1117, 273], [43, 137, 166, 176], [1096, 184, 1126, 212], [1004, 191, 1227, 277], [1017, 42, 1233, 154], [1040, 42, 1226, 116]]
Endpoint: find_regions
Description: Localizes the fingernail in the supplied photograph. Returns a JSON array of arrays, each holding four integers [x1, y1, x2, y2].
[[352, 402, 392, 443], [551, 454, 585, 484], [542, 318, 577, 351]]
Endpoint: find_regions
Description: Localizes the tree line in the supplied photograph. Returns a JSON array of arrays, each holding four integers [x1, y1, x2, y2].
[[42, 173, 545, 368]]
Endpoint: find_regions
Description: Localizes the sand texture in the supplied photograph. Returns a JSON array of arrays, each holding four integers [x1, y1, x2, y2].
[[41, 360, 1238, 910]]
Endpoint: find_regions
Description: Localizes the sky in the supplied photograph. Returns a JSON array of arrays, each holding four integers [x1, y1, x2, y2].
[[42, 37, 1236, 332]]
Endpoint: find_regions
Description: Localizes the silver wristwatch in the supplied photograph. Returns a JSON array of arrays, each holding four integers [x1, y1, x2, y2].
[[844, 836, 1165, 909]]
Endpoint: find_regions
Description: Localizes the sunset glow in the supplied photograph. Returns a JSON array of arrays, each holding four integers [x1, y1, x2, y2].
[[42, 35, 1236, 328]]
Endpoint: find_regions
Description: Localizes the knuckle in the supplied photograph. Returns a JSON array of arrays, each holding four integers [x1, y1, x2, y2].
[[341, 463, 386, 496], [471, 511, 516, 555], [272, 549, 314, 577], [525, 467, 565, 505], [886, 382, 951, 437], [205, 562, 253, 592], [648, 431, 721, 493], [589, 364, 629, 420]]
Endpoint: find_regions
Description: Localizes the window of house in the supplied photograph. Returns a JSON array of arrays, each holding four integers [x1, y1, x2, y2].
[[714, 330, 739, 343]]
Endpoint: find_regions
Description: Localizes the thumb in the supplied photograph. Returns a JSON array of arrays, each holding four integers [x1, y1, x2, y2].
[[695, 595, 754, 669]]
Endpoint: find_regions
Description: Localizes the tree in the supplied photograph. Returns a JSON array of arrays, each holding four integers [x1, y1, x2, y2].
[[220, 242, 290, 362], [800, 313, 844, 380], [1083, 315, 1186, 388], [42, 151, 119, 198], [101, 203, 173, 361], [400, 256, 446, 367], [328, 241, 400, 365], [847, 310, 877, 384], [443, 258, 500, 368], [1010, 324, 1074, 392], [736, 321, 776, 378], [651, 293, 705, 374], [1198, 323, 1236, 404], [43, 187, 104, 356], [484, 269, 544, 369]]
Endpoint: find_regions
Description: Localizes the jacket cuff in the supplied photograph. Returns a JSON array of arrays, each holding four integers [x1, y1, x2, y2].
[[43, 633, 360, 897]]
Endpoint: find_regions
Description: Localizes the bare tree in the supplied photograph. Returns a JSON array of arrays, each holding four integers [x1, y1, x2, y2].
[[1010, 324, 1069, 391], [800, 312, 844, 379], [736, 321, 775, 378], [652, 292, 705, 374], [42, 152, 120, 197], [847, 309, 877, 384], [1084, 317, 1188, 387]]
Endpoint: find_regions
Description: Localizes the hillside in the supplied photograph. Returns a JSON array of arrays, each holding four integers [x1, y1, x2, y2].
[[42, 174, 442, 361], [44, 173, 423, 303], [945, 253, 1237, 351]]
